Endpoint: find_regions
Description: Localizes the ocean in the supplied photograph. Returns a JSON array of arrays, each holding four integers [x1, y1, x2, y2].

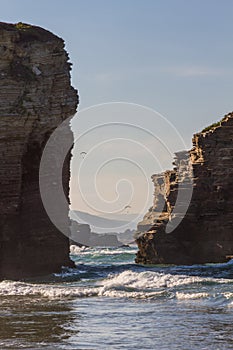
[[1, 246, 233, 349]]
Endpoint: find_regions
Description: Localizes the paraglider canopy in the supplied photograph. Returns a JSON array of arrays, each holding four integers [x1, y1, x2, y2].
[[80, 151, 87, 159], [123, 205, 131, 213]]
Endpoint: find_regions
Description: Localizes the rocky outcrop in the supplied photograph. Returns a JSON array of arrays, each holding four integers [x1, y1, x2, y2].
[[135, 113, 233, 265], [70, 220, 122, 247], [0, 22, 78, 279]]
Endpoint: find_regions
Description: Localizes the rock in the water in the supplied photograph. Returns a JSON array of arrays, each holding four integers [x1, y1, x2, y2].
[[135, 113, 233, 265], [0, 22, 78, 279], [70, 220, 123, 247]]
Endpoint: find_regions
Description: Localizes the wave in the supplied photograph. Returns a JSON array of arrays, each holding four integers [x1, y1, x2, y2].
[[1, 269, 233, 300], [176, 292, 209, 300], [70, 245, 137, 256], [98, 270, 232, 290], [0, 280, 99, 298]]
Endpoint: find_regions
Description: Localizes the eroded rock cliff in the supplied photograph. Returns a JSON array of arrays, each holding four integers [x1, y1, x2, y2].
[[136, 113, 233, 265], [0, 22, 78, 279]]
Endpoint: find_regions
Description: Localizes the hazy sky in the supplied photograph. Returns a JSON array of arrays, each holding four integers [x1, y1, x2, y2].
[[1, 0, 233, 216]]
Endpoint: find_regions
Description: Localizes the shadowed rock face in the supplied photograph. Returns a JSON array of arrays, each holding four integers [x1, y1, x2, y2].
[[136, 113, 233, 265], [0, 23, 78, 279]]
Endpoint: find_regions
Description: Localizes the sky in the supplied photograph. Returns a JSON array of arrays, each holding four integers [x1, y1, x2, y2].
[[1, 0, 233, 218]]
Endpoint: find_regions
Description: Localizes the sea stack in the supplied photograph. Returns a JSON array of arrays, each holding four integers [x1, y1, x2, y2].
[[136, 113, 233, 265], [0, 22, 78, 279]]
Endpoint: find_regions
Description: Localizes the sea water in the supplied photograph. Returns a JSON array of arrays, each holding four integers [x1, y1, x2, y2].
[[1, 246, 233, 349]]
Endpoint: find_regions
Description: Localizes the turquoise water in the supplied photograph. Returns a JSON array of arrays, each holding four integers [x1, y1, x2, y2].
[[1, 246, 233, 349]]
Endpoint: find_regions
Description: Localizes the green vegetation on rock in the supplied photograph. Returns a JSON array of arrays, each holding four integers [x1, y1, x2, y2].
[[202, 121, 221, 133], [201, 115, 229, 133], [13, 22, 58, 42], [15, 22, 32, 30]]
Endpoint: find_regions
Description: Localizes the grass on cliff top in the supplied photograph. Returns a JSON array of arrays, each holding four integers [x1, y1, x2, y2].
[[15, 22, 32, 30], [13, 22, 61, 42], [202, 121, 221, 133], [201, 115, 228, 133]]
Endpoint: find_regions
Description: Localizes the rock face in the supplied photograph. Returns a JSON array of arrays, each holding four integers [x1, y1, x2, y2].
[[0, 23, 78, 279], [135, 113, 233, 265]]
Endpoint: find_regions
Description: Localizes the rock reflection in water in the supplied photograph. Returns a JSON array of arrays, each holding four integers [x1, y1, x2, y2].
[[0, 296, 79, 349]]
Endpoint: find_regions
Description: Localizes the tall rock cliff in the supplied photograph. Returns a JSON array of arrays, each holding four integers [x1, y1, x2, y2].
[[136, 113, 233, 265], [0, 22, 78, 279]]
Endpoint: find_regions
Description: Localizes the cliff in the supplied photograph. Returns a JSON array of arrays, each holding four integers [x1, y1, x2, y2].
[[135, 113, 233, 265], [0, 22, 78, 279]]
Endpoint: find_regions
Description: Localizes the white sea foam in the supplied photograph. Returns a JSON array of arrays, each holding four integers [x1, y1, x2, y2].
[[0, 270, 232, 299], [98, 270, 231, 291], [100, 289, 167, 299], [176, 292, 209, 300], [223, 292, 233, 299], [70, 245, 89, 255], [70, 245, 136, 256], [0, 280, 99, 298], [93, 248, 137, 256], [0, 280, 167, 300]]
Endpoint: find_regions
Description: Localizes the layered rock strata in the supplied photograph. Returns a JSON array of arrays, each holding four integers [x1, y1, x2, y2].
[[0, 22, 78, 279], [136, 113, 233, 265]]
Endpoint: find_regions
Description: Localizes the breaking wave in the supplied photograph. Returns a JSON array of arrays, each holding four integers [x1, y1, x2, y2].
[[70, 245, 136, 256], [1, 268, 233, 301]]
